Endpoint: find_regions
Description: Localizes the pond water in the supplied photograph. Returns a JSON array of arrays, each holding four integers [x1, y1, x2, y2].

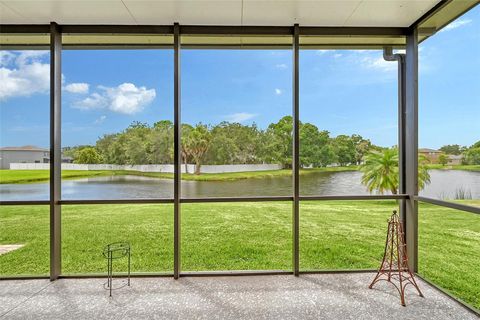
[[1, 170, 479, 201]]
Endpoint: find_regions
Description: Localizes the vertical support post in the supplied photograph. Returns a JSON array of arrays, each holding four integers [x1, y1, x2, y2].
[[173, 22, 181, 279], [49, 22, 62, 281], [292, 24, 300, 276], [404, 28, 419, 272]]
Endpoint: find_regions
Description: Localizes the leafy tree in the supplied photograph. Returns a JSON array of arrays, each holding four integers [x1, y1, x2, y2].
[[439, 144, 463, 155], [464, 147, 480, 165], [96, 134, 119, 164], [471, 141, 480, 149], [299, 123, 334, 167], [149, 120, 174, 164], [123, 122, 152, 165], [63, 145, 92, 162], [207, 122, 263, 165], [438, 154, 448, 166], [361, 148, 430, 194], [332, 135, 355, 166], [351, 134, 372, 165], [74, 147, 103, 164], [265, 116, 293, 168]]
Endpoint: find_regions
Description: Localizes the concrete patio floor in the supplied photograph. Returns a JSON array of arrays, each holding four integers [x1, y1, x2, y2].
[[0, 273, 476, 320]]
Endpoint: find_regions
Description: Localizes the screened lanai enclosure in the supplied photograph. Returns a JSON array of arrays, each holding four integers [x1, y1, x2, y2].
[[1, 0, 479, 318]]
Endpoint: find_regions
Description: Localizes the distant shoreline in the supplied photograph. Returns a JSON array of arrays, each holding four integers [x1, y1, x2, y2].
[[1, 165, 479, 184]]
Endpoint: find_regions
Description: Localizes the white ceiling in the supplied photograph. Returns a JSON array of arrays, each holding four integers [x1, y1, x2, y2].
[[0, 0, 442, 27]]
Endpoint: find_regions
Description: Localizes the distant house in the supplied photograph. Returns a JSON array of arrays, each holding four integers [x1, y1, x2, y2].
[[447, 154, 463, 165], [418, 148, 442, 164], [0, 146, 49, 169], [0, 146, 74, 169]]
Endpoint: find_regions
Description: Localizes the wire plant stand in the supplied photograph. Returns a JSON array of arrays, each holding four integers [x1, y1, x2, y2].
[[102, 242, 131, 297]]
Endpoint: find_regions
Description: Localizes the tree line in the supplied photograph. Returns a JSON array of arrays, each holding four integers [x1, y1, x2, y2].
[[438, 142, 480, 165], [64, 116, 480, 174], [64, 116, 378, 174]]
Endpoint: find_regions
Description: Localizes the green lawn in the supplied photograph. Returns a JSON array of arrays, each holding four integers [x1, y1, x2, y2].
[[1, 200, 479, 308], [0, 167, 359, 184]]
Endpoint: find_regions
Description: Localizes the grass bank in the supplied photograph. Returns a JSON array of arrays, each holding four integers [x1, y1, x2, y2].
[[0, 166, 359, 184], [1, 200, 479, 308], [425, 164, 480, 171]]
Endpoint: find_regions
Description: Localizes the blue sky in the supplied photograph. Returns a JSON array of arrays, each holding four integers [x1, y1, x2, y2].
[[1, 6, 478, 150]]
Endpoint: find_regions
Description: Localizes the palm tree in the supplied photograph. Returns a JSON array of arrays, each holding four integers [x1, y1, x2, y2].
[[182, 124, 212, 175], [361, 148, 430, 194]]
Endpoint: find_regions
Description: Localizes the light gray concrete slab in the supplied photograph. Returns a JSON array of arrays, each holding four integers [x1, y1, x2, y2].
[[0, 273, 476, 320], [0, 279, 50, 316]]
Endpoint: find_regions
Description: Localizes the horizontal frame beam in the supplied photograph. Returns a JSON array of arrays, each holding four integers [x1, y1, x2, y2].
[[300, 194, 408, 201], [1, 269, 378, 281], [181, 196, 292, 203], [1, 194, 411, 206], [1, 195, 408, 206], [0, 200, 50, 206], [1, 24, 407, 36], [58, 199, 174, 205], [416, 196, 480, 215]]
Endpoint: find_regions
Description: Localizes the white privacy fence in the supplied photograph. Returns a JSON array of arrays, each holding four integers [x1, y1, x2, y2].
[[9, 163, 282, 174]]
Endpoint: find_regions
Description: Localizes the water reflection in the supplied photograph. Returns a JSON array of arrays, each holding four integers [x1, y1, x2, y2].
[[0, 170, 478, 201]]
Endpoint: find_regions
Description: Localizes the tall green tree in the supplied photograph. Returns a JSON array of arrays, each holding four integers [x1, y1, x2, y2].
[[332, 135, 356, 166], [265, 116, 293, 168], [123, 122, 152, 165], [351, 134, 372, 165], [464, 147, 480, 165], [439, 144, 463, 155], [207, 122, 263, 165], [149, 120, 174, 164], [74, 147, 103, 164], [299, 123, 334, 167]]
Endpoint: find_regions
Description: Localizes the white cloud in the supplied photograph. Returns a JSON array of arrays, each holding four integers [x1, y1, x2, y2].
[[316, 50, 329, 55], [74, 83, 156, 115], [224, 112, 258, 123], [65, 82, 89, 94], [360, 56, 397, 72], [441, 19, 472, 32], [94, 115, 107, 124], [275, 88, 283, 95], [275, 63, 287, 69], [74, 92, 108, 110], [0, 51, 50, 101], [333, 53, 343, 59]]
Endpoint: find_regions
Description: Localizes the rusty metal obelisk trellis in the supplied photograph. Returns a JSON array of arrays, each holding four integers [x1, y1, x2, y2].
[[369, 210, 423, 306]]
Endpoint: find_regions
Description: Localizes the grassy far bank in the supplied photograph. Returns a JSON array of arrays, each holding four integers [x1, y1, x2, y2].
[[1, 200, 479, 308], [0, 167, 360, 184], [425, 164, 480, 171]]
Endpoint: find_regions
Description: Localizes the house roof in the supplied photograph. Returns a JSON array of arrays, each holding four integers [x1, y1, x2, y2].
[[0, 145, 49, 152]]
